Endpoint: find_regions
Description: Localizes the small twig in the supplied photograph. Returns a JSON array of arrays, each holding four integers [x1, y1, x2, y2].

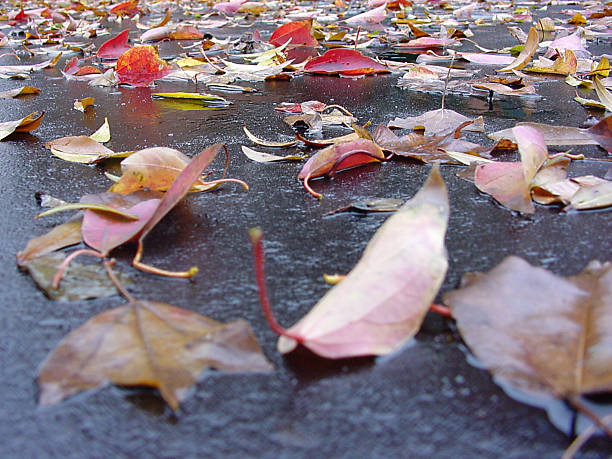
[[562, 413, 612, 459], [103, 259, 136, 303], [355, 26, 361, 50], [52, 248, 106, 289], [441, 54, 456, 110]]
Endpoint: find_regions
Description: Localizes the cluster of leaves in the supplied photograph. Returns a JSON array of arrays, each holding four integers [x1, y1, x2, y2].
[[2, 0, 612, 452]]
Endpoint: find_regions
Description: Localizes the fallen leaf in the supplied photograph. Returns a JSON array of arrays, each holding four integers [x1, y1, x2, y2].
[[0, 86, 40, 99], [303, 48, 389, 76], [109, 147, 227, 194], [489, 122, 599, 146], [96, 29, 131, 59], [388, 108, 485, 136], [151, 92, 230, 107], [169, 25, 203, 40], [251, 165, 448, 358], [74, 97, 94, 112], [90, 118, 111, 143], [140, 26, 171, 42], [269, 20, 319, 47], [525, 49, 578, 75], [475, 125, 548, 213], [116, 46, 173, 87], [21, 252, 129, 301], [243, 125, 298, 147], [38, 298, 272, 409], [543, 29, 590, 60], [241, 146, 305, 162], [588, 115, 612, 153], [472, 81, 537, 96], [298, 138, 387, 198], [326, 197, 404, 215], [594, 77, 612, 112], [110, 0, 140, 17], [17, 218, 82, 266], [566, 180, 612, 211], [45, 135, 116, 164], [345, 4, 387, 26], [0, 112, 44, 140], [496, 26, 538, 73], [443, 256, 612, 411]]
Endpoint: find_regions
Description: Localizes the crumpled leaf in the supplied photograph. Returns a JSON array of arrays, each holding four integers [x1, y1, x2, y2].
[[116, 46, 172, 87], [38, 298, 272, 409], [443, 256, 612, 411], [298, 138, 386, 198], [45, 135, 116, 164], [475, 125, 548, 213], [241, 146, 305, 162], [0, 112, 44, 141], [74, 97, 94, 112], [0, 86, 39, 99], [269, 19, 318, 47], [496, 26, 538, 73], [252, 165, 448, 358], [304, 49, 389, 76], [388, 108, 484, 136], [17, 218, 82, 266], [326, 197, 404, 215], [97, 29, 131, 59], [21, 252, 129, 301]]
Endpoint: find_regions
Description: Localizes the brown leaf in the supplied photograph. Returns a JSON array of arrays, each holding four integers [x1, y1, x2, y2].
[[38, 300, 272, 410], [17, 217, 82, 266], [496, 26, 539, 73], [0, 112, 44, 140], [443, 256, 612, 399], [46, 135, 115, 164]]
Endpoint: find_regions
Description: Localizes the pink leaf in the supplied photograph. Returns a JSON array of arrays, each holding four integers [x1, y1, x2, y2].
[[345, 4, 387, 25], [97, 29, 131, 59]]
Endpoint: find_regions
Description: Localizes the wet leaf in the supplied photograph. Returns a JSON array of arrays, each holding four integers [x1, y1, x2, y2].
[[0, 112, 44, 140], [36, 202, 140, 221], [0, 86, 39, 99], [303, 49, 389, 76], [241, 146, 305, 162], [96, 29, 131, 59], [252, 166, 448, 358], [475, 125, 548, 213], [17, 218, 82, 266], [21, 252, 129, 301], [472, 81, 537, 96], [80, 192, 161, 256], [588, 115, 612, 153], [489, 122, 598, 146], [151, 92, 230, 107], [90, 118, 111, 143], [594, 77, 612, 112], [169, 25, 203, 40], [345, 4, 387, 25], [298, 138, 386, 198], [269, 20, 318, 47], [45, 135, 116, 164], [443, 256, 612, 402], [525, 49, 578, 75], [243, 125, 298, 147], [496, 26, 538, 73], [566, 180, 612, 211], [109, 147, 219, 194], [38, 299, 272, 409], [74, 97, 94, 112], [326, 197, 404, 215], [388, 108, 484, 136], [110, 0, 140, 17], [116, 46, 172, 87]]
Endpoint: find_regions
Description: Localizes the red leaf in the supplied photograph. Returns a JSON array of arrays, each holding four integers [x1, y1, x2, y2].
[[588, 115, 612, 153], [298, 139, 386, 198], [303, 49, 389, 76], [97, 30, 131, 59], [64, 57, 101, 76], [115, 45, 172, 87], [168, 25, 203, 40], [269, 20, 319, 47]]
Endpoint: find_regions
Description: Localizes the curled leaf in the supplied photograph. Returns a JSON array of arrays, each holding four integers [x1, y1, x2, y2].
[[45, 135, 116, 164], [97, 29, 131, 59], [496, 27, 538, 73], [0, 112, 44, 140]]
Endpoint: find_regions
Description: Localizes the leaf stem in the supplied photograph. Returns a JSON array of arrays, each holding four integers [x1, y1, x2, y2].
[[103, 259, 136, 302], [249, 227, 303, 342], [52, 248, 105, 289], [430, 303, 453, 318], [568, 395, 612, 439], [562, 413, 612, 459], [132, 241, 199, 278]]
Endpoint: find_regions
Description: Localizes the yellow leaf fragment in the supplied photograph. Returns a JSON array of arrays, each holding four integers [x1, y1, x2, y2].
[[74, 97, 95, 112], [496, 27, 538, 73], [90, 117, 111, 143]]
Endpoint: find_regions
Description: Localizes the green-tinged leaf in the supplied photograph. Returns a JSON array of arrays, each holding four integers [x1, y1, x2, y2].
[[21, 252, 129, 301]]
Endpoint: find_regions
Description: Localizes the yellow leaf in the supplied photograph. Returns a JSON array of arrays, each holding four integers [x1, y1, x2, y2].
[[74, 97, 95, 112], [90, 117, 111, 143]]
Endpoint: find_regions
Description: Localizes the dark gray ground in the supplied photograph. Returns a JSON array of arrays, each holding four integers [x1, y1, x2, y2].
[[1, 13, 611, 459]]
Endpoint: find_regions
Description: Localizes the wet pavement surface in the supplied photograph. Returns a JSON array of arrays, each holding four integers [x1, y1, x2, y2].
[[1, 13, 612, 459]]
